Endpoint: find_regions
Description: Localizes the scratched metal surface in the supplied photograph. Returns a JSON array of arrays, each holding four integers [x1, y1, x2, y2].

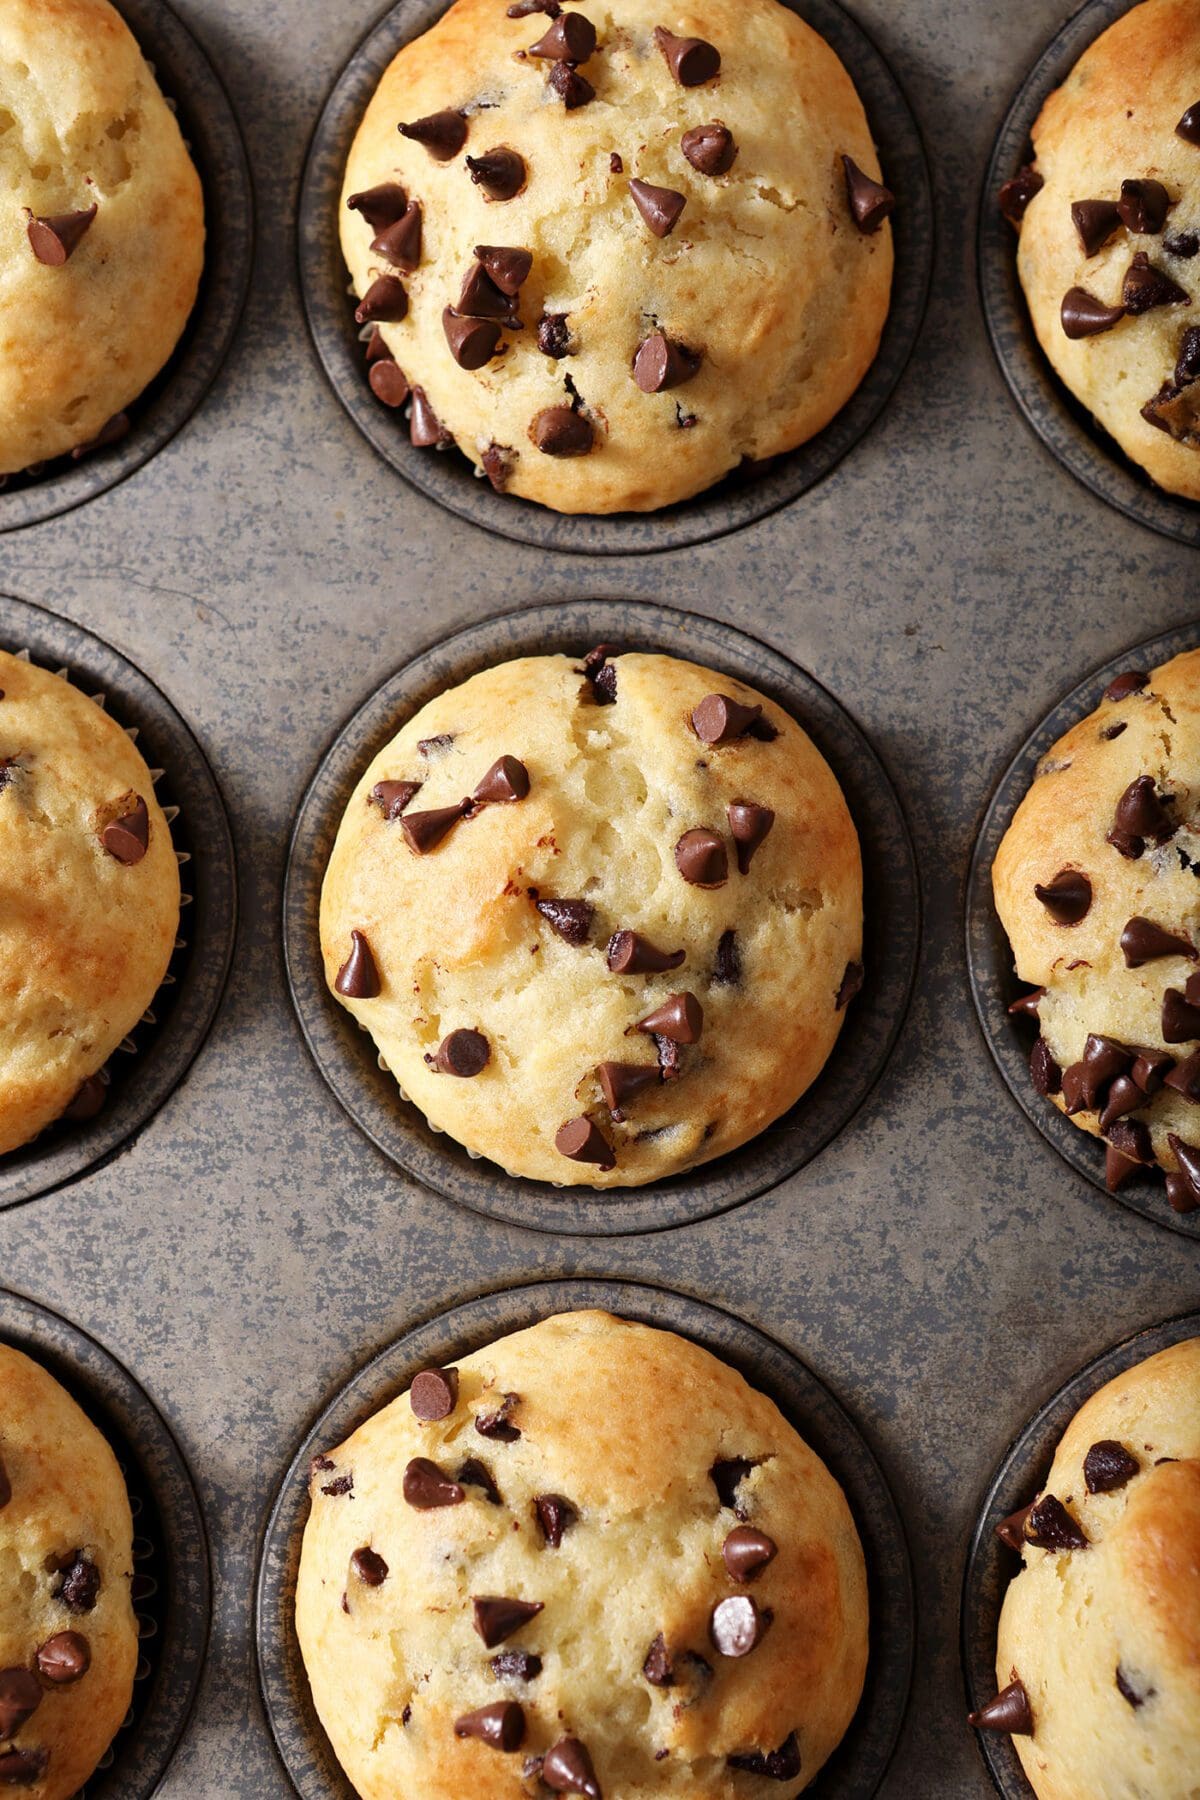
[[0, 0, 1196, 1796]]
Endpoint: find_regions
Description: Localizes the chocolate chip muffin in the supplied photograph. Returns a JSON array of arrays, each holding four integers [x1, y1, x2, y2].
[[0, 649, 181, 1156], [296, 1310, 869, 1798], [0, 1342, 139, 1799], [0, 0, 204, 475], [970, 1336, 1200, 1799], [339, 0, 894, 514], [989, 649, 1200, 1213], [319, 648, 863, 1187], [1005, 0, 1200, 499]]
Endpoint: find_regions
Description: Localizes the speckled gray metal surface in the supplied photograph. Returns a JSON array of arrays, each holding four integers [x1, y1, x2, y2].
[[0, 0, 1196, 1795]]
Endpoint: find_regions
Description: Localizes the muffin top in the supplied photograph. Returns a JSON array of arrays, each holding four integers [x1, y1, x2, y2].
[[0, 0, 205, 474], [0, 1342, 138, 1800], [990, 1337, 1200, 1800], [0, 650, 181, 1157], [319, 649, 863, 1188], [339, 0, 893, 514], [296, 1310, 869, 1799], [1014, 0, 1200, 499]]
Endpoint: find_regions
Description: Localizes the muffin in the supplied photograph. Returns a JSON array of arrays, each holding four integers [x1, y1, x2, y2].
[[0, 0, 205, 476], [990, 647, 1200, 1214], [0, 649, 181, 1155], [0, 1342, 139, 1798], [319, 647, 864, 1188], [339, 0, 894, 514], [296, 1310, 869, 1798], [969, 1336, 1200, 1800], [1006, 0, 1200, 499]]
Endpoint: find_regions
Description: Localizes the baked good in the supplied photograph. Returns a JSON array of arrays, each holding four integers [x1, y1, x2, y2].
[[0, 649, 181, 1155], [319, 647, 863, 1188], [0, 0, 205, 476], [1005, 0, 1200, 499], [970, 1336, 1200, 1799], [339, 0, 894, 514], [989, 648, 1200, 1214], [0, 1342, 139, 1798], [296, 1309, 869, 1798]]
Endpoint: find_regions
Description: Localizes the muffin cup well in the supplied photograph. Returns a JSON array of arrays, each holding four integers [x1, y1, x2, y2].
[[256, 1278, 914, 1800], [960, 1308, 1200, 1800], [0, 594, 237, 1210], [0, 1287, 210, 1800], [979, 0, 1200, 551], [298, 0, 932, 555], [283, 599, 919, 1236], [965, 621, 1200, 1241], [0, 0, 253, 534]]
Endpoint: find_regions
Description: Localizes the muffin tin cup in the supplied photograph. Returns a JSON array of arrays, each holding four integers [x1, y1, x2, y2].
[[965, 619, 1200, 1240], [979, 0, 1200, 550], [0, 1286, 211, 1800], [298, 0, 932, 555], [0, 0, 253, 534], [283, 599, 919, 1236], [256, 1278, 915, 1800], [960, 1308, 1200, 1800], [0, 594, 237, 1210]]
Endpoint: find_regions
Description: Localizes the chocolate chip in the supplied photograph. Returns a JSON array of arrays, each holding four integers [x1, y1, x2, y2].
[[1106, 1141, 1140, 1191], [320, 1472, 353, 1497], [722, 1525, 777, 1581], [335, 929, 381, 999], [491, 1650, 542, 1680], [554, 1116, 615, 1169], [1102, 722, 1128, 739], [1106, 1118, 1153, 1168], [1131, 1046, 1173, 1093], [482, 442, 516, 491], [1109, 774, 1175, 857], [674, 828, 727, 888], [347, 182, 408, 230], [431, 1028, 491, 1077], [1121, 916, 1195, 966], [1116, 1664, 1152, 1708], [682, 121, 737, 176], [727, 801, 774, 874], [443, 308, 504, 369], [1079, 1033, 1135, 1107], [529, 12, 596, 59], [1083, 1440, 1139, 1495], [691, 693, 763, 744], [508, 0, 560, 12], [533, 406, 593, 455], [0, 1749, 49, 1788], [356, 275, 409, 324], [1008, 986, 1044, 1018], [537, 312, 573, 358], [1029, 1037, 1061, 1098], [472, 1595, 544, 1647], [399, 110, 468, 160], [371, 779, 422, 819], [994, 1502, 1035, 1552], [642, 1633, 674, 1686], [727, 1735, 802, 1780], [1099, 1073, 1143, 1131], [596, 1060, 660, 1119], [473, 755, 530, 802], [401, 801, 470, 854], [1025, 1493, 1088, 1550], [835, 960, 865, 1011], [710, 1595, 769, 1657], [366, 328, 390, 361], [476, 1393, 521, 1441], [1118, 178, 1170, 235], [547, 60, 595, 107], [418, 733, 455, 758], [969, 1679, 1034, 1736], [633, 331, 701, 392], [654, 25, 720, 84], [27, 203, 97, 265], [411, 1366, 459, 1419], [842, 155, 894, 233], [101, 796, 149, 865], [580, 643, 618, 701], [350, 1546, 389, 1586], [629, 178, 686, 238], [71, 411, 130, 460], [1033, 868, 1092, 924], [1071, 198, 1121, 257], [372, 201, 423, 272], [1123, 251, 1190, 313], [606, 931, 684, 974], [1104, 669, 1148, 702], [1166, 1132, 1200, 1211], [402, 1457, 465, 1508], [1163, 987, 1200, 1042], [368, 358, 410, 407], [467, 148, 527, 201], [535, 898, 593, 943], [1178, 103, 1200, 143], [455, 1701, 526, 1751], [62, 1072, 108, 1122], [610, 152, 623, 173], [474, 245, 533, 294], [409, 385, 452, 448], [1176, 324, 1200, 384], [999, 165, 1042, 226], [542, 1737, 601, 1798], [534, 1493, 576, 1546], [55, 1553, 100, 1613], [711, 1456, 754, 1517], [0, 1672, 40, 1739], [456, 262, 520, 326], [35, 1632, 89, 1685], [1061, 287, 1126, 337], [714, 929, 740, 986], [458, 1456, 503, 1504], [1165, 231, 1200, 258], [634, 991, 703, 1044]]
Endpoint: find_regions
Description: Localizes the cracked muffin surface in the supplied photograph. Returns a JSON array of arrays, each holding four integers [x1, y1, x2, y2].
[[318, 649, 863, 1188], [0, 0, 204, 473], [295, 1309, 869, 1799], [339, 0, 893, 514]]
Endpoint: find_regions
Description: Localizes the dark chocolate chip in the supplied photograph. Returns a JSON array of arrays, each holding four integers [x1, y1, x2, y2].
[[1121, 916, 1195, 965], [101, 796, 149, 865], [1123, 251, 1190, 313], [458, 1456, 503, 1504], [542, 1737, 601, 1798], [536, 898, 593, 943], [0, 1672, 40, 1738], [1102, 722, 1128, 739], [455, 1701, 526, 1752], [994, 1502, 1035, 1552], [537, 312, 573, 358], [1118, 178, 1170, 235], [968, 1679, 1034, 1736], [55, 1553, 100, 1613], [1073, 1035, 1135, 1107], [1098, 1073, 1142, 1131], [355, 275, 409, 324], [418, 733, 455, 757], [335, 930, 381, 999], [474, 245, 533, 294], [457, 261, 521, 324], [1106, 1141, 1140, 1191], [27, 203, 97, 265], [402, 1457, 465, 1509], [710, 1595, 769, 1657], [1163, 986, 1200, 1042], [431, 1028, 491, 1077], [1165, 231, 1200, 258], [35, 1632, 89, 1685], [727, 801, 774, 874], [722, 1525, 777, 1581], [482, 442, 516, 490], [710, 1457, 754, 1518], [347, 182, 408, 230], [842, 154, 894, 233], [409, 385, 452, 448], [714, 929, 741, 986], [606, 931, 684, 974], [1177, 103, 1200, 144], [368, 358, 410, 407], [1071, 198, 1121, 257], [1105, 1117, 1153, 1165], [833, 960, 864, 1011], [472, 1595, 544, 1648], [629, 178, 686, 238], [1104, 669, 1148, 702], [443, 308, 503, 369], [0, 1748, 49, 1788], [320, 1473, 354, 1497], [1033, 868, 1092, 924], [71, 411, 130, 460], [1176, 324, 1200, 384], [596, 1060, 660, 1119], [682, 121, 737, 176], [654, 25, 720, 84], [1167, 1132, 1200, 1211], [610, 152, 623, 173], [1116, 1665, 1152, 1708], [1131, 1046, 1173, 1093], [642, 1633, 674, 1686], [476, 1392, 521, 1442], [727, 1734, 802, 1780], [547, 60, 595, 107], [633, 332, 700, 393], [674, 828, 727, 888], [473, 755, 530, 802], [533, 406, 593, 456], [534, 1492, 576, 1546], [62, 1072, 108, 1122], [580, 643, 617, 701], [999, 165, 1042, 227], [1008, 986, 1044, 1017], [1084, 1440, 1139, 1495], [491, 1650, 542, 1680], [399, 110, 468, 160], [350, 1546, 389, 1586], [1109, 774, 1175, 857], [529, 12, 596, 59], [410, 1366, 459, 1420], [467, 148, 527, 202], [554, 1115, 615, 1168], [1030, 1037, 1061, 1098], [1061, 287, 1126, 338], [1025, 1494, 1088, 1551], [691, 693, 763, 744], [372, 202, 423, 271], [401, 801, 470, 854], [371, 779, 422, 819], [508, 0, 560, 12], [634, 991, 703, 1044]]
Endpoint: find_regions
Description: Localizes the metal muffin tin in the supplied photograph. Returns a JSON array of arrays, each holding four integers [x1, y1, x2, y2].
[[0, 1287, 210, 1800], [966, 621, 1200, 1241], [256, 1279, 914, 1800], [283, 599, 919, 1236], [961, 1308, 1200, 1800], [979, 0, 1200, 550], [0, 594, 237, 1211], [0, 0, 253, 535], [299, 0, 933, 556]]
